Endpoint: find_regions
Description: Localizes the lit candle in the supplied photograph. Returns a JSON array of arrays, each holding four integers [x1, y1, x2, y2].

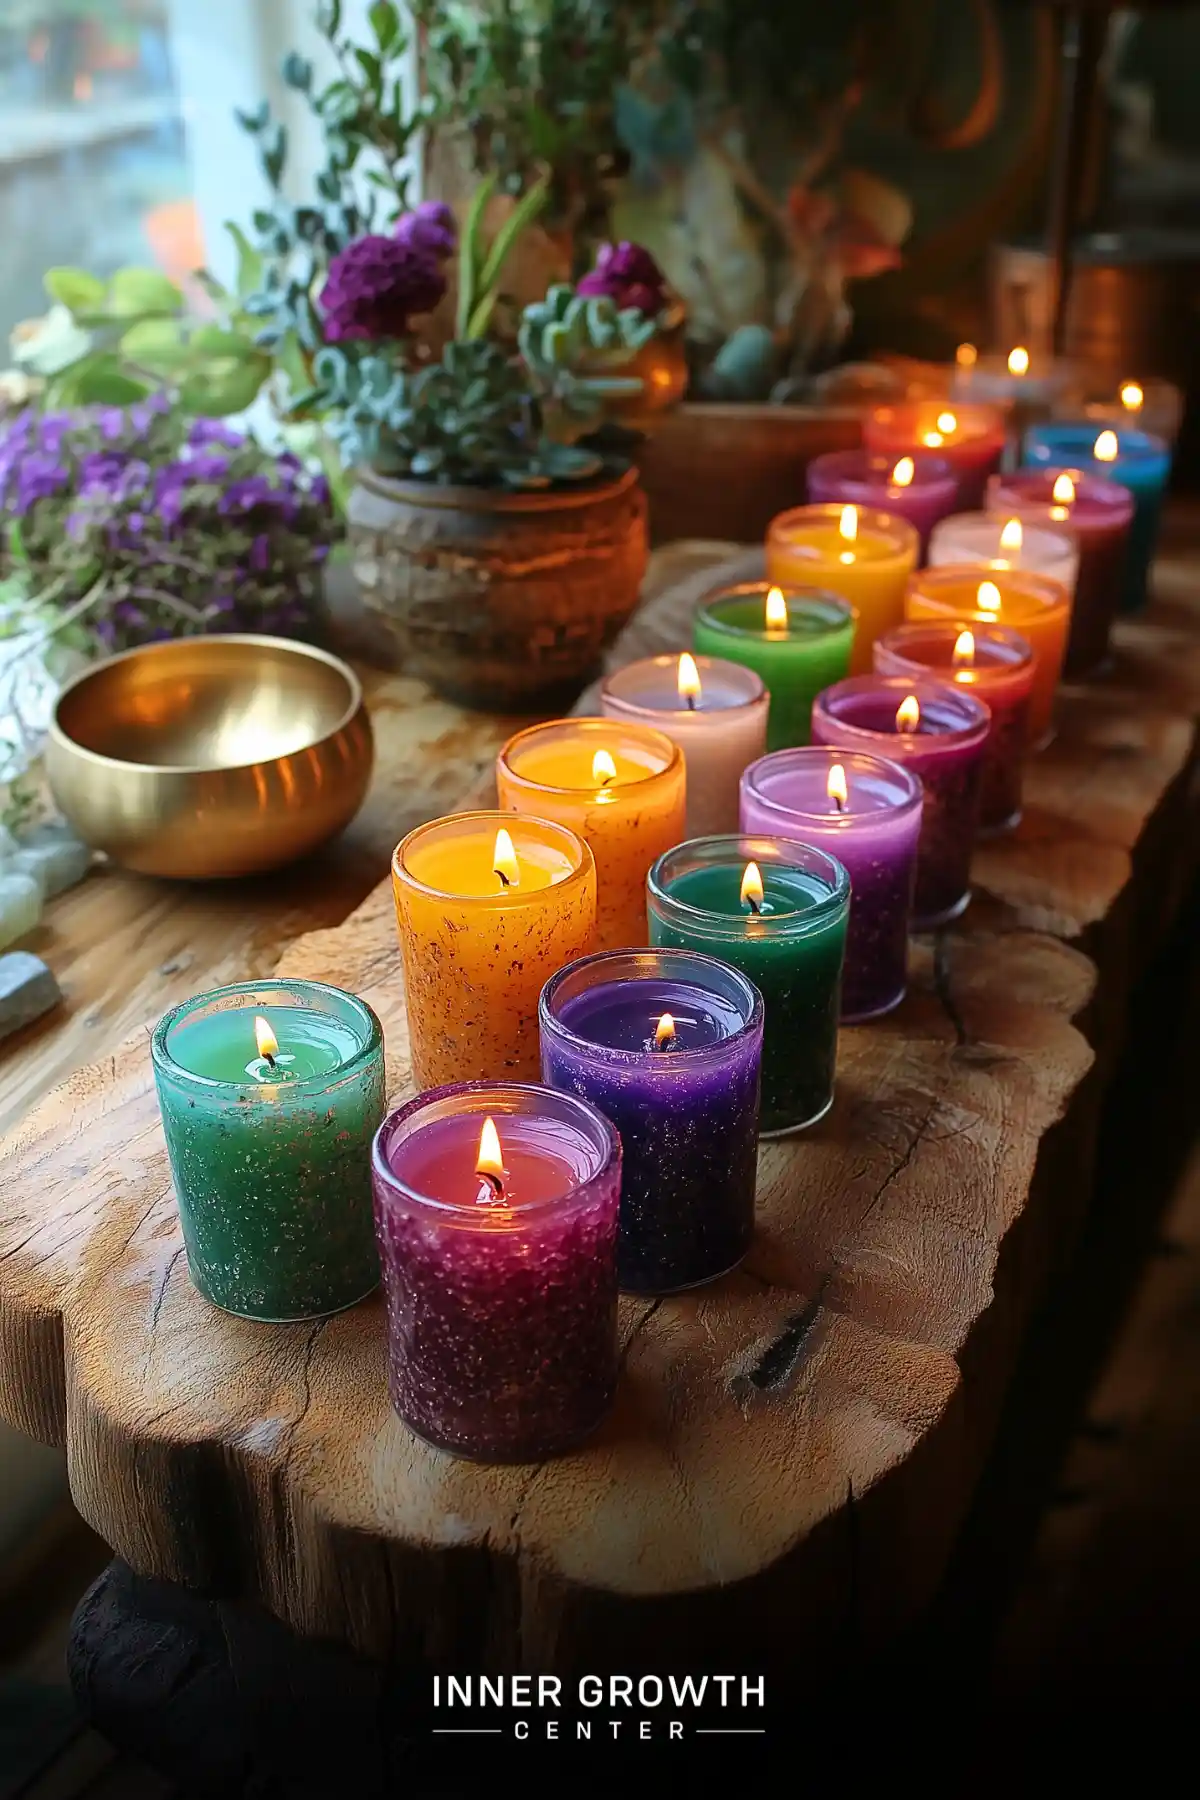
[[805, 447, 960, 558], [647, 836, 849, 1135], [691, 583, 855, 750], [765, 502, 919, 674], [905, 567, 1069, 748], [985, 467, 1134, 675], [372, 1083, 621, 1461], [151, 979, 385, 1320], [392, 811, 597, 1089], [810, 676, 989, 928], [874, 619, 1035, 833], [928, 508, 1079, 602], [739, 748, 922, 1022], [951, 343, 1076, 422], [496, 720, 686, 951], [600, 651, 768, 837], [1022, 422, 1170, 613], [1062, 375, 1184, 448], [540, 948, 763, 1292], [862, 400, 1007, 508]]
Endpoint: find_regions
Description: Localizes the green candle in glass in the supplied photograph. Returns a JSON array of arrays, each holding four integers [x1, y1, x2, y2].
[[152, 979, 385, 1321], [647, 836, 849, 1135], [693, 584, 856, 751]]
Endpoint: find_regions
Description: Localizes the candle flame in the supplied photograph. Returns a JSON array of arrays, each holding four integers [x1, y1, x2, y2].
[[936, 411, 958, 434], [254, 1016, 278, 1060], [655, 1013, 677, 1048], [1008, 346, 1030, 376], [999, 517, 1023, 554], [740, 861, 764, 913], [953, 628, 976, 667], [475, 1116, 505, 1196], [922, 431, 945, 448], [896, 694, 921, 733], [1094, 429, 1119, 463], [977, 580, 1002, 614], [891, 457, 915, 488], [1052, 473, 1076, 505], [765, 586, 789, 631], [493, 826, 520, 889], [592, 748, 618, 787], [827, 762, 849, 811], [677, 651, 702, 706], [839, 504, 858, 543], [956, 342, 977, 369], [1120, 381, 1144, 413]]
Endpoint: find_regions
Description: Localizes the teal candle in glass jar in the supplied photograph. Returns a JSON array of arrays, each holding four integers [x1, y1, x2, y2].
[[152, 980, 386, 1321], [693, 583, 856, 751], [647, 836, 849, 1135]]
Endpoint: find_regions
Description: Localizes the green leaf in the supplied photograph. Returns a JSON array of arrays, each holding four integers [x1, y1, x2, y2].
[[72, 356, 150, 405], [178, 354, 272, 417], [106, 267, 183, 318], [189, 323, 263, 361], [316, 0, 342, 35], [369, 2, 401, 50], [475, 173, 550, 302], [43, 267, 106, 316], [457, 173, 497, 341], [224, 222, 265, 302], [119, 318, 190, 371]]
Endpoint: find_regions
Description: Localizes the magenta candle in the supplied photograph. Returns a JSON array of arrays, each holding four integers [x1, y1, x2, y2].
[[740, 747, 922, 1022], [811, 675, 990, 928], [874, 620, 1034, 833], [806, 448, 959, 559], [371, 1082, 620, 1462], [986, 468, 1135, 676]]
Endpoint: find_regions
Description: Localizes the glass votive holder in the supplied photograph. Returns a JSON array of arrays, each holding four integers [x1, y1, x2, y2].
[[1056, 376, 1183, 449], [862, 400, 1007, 508], [1023, 421, 1171, 613], [540, 948, 764, 1294], [740, 747, 923, 1024], [765, 503, 919, 675], [693, 584, 855, 751], [811, 675, 989, 929], [600, 653, 769, 839], [372, 1082, 621, 1462], [928, 508, 1079, 601], [805, 447, 959, 559], [152, 979, 385, 1321], [647, 836, 849, 1136], [874, 620, 1034, 834]]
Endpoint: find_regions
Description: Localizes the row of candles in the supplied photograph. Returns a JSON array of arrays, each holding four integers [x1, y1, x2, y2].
[[149, 360, 1181, 1466]]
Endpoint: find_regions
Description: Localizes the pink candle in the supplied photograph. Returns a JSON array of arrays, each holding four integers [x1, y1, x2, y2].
[[806, 448, 958, 559], [863, 400, 1007, 509], [986, 469, 1134, 677]]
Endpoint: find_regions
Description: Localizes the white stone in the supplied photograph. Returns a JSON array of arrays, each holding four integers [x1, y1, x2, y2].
[[0, 950, 61, 1040], [0, 873, 42, 950], [9, 825, 93, 898]]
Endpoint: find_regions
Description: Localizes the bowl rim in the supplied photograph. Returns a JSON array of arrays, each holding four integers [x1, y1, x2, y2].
[[49, 634, 366, 776]]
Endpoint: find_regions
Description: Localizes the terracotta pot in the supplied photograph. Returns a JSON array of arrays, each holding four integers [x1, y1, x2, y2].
[[347, 465, 648, 710]]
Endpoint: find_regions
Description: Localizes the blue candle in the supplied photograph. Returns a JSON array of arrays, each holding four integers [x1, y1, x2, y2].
[[1023, 422, 1169, 613]]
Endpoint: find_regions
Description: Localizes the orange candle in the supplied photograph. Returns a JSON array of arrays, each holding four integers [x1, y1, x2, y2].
[[863, 400, 1007, 508], [765, 503, 918, 674], [905, 566, 1069, 748], [392, 811, 597, 1089], [496, 719, 686, 951]]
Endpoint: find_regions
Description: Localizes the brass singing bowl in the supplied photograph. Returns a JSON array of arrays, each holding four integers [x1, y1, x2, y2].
[[48, 636, 374, 879]]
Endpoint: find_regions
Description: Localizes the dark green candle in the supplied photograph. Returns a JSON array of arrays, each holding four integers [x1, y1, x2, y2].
[[647, 837, 849, 1135], [152, 980, 385, 1321]]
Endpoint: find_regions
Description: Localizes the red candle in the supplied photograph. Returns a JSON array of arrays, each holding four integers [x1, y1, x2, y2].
[[863, 400, 1007, 510], [986, 468, 1135, 677], [874, 619, 1035, 833]]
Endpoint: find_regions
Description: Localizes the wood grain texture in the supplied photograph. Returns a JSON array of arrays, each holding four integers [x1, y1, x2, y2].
[[2, 525, 1198, 1671]]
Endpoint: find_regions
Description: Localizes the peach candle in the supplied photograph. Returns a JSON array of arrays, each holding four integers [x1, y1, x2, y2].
[[905, 566, 1069, 748], [496, 719, 686, 951], [765, 503, 918, 676], [392, 813, 598, 1091]]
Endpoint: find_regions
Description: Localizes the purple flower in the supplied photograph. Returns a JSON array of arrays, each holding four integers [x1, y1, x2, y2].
[[187, 419, 244, 450], [184, 447, 231, 482], [394, 201, 457, 262], [576, 241, 668, 319], [318, 233, 445, 343], [217, 474, 275, 513], [98, 408, 128, 442], [249, 533, 270, 571]]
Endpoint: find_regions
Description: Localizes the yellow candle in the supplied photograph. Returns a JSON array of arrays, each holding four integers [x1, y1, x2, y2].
[[392, 811, 596, 1090], [765, 503, 919, 675], [904, 566, 1070, 748], [496, 718, 686, 950]]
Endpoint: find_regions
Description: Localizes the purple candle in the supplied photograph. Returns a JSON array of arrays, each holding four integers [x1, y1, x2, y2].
[[807, 448, 959, 559], [811, 675, 989, 929], [371, 1082, 620, 1462], [540, 949, 763, 1294], [740, 747, 923, 1022]]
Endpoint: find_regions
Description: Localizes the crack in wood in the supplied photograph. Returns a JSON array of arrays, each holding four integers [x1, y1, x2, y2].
[[149, 1245, 185, 1334], [933, 931, 972, 1048], [743, 1278, 831, 1392], [280, 1321, 327, 1488]]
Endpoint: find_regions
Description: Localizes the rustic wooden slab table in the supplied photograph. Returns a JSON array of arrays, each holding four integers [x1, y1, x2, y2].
[[0, 526, 1197, 1724]]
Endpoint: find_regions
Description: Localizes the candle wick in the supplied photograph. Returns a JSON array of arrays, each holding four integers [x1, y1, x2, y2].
[[685, 694, 696, 712], [834, 796, 845, 814], [264, 1051, 276, 1069], [745, 896, 761, 916], [480, 1169, 505, 1202], [495, 868, 510, 888]]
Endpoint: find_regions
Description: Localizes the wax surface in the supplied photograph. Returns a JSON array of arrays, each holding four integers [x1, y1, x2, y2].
[[649, 858, 846, 1135], [386, 1111, 600, 1210], [507, 739, 667, 789], [404, 827, 577, 896], [168, 1008, 360, 1083], [740, 750, 921, 1022], [555, 976, 746, 1054], [1023, 423, 1169, 613]]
